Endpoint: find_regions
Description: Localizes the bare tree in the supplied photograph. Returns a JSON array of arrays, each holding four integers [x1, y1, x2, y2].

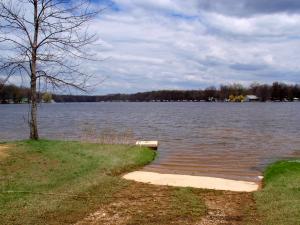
[[0, 0, 100, 140]]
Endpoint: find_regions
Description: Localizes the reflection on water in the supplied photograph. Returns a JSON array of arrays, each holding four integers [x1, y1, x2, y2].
[[1, 102, 300, 181]]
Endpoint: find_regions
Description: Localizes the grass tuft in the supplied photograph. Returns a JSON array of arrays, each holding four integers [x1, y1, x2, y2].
[[171, 187, 206, 218], [254, 160, 300, 225]]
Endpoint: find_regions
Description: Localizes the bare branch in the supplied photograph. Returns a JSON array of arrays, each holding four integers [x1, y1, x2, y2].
[[0, 0, 103, 139]]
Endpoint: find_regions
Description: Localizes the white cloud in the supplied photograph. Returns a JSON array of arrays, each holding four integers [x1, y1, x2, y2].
[[3, 0, 300, 93], [113, 0, 199, 16], [204, 12, 300, 37]]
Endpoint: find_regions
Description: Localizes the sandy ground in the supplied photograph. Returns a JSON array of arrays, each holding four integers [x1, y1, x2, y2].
[[123, 171, 260, 192], [0, 145, 9, 160]]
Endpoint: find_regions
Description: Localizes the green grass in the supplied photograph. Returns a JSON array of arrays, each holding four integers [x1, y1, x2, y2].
[[171, 187, 206, 218], [0, 140, 155, 225], [254, 160, 300, 225]]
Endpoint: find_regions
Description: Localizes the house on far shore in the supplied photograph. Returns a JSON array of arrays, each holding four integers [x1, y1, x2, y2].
[[244, 95, 259, 102]]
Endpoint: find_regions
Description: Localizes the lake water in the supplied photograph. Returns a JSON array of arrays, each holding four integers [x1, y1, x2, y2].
[[1, 102, 300, 182]]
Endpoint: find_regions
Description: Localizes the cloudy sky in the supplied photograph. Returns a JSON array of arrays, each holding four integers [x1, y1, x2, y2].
[[82, 0, 300, 94], [2, 0, 300, 94]]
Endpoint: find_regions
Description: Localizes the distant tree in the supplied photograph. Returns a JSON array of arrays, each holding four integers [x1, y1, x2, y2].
[[249, 82, 259, 95], [287, 85, 294, 101], [0, 78, 4, 90], [258, 84, 271, 102], [204, 86, 217, 101], [271, 82, 288, 101], [42, 92, 52, 103], [219, 85, 230, 100], [0, 0, 100, 139], [11, 85, 22, 103], [237, 95, 244, 102], [229, 83, 246, 96], [229, 94, 235, 102], [292, 85, 300, 99], [271, 82, 280, 100]]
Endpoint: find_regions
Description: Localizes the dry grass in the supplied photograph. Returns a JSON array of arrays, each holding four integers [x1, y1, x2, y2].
[[0, 144, 10, 160], [75, 182, 259, 225], [75, 183, 207, 225], [80, 124, 135, 145]]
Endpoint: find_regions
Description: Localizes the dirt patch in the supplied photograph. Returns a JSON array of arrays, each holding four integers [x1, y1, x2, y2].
[[0, 145, 10, 160], [75, 182, 259, 225], [75, 182, 186, 225], [199, 191, 260, 225]]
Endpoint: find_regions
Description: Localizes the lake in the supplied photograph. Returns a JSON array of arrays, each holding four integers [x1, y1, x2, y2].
[[1, 102, 300, 182]]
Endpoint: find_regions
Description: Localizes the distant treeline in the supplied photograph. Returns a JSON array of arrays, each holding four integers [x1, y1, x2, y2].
[[0, 83, 31, 103], [1, 82, 300, 103], [53, 82, 300, 102]]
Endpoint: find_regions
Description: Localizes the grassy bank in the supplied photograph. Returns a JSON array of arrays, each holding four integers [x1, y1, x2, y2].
[[0, 140, 155, 224], [255, 160, 300, 225], [3, 140, 298, 225]]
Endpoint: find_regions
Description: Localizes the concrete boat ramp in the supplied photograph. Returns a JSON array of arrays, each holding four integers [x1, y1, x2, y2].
[[131, 141, 260, 192], [123, 171, 260, 192]]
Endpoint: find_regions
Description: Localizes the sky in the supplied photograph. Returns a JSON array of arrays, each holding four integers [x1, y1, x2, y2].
[[3, 0, 300, 94]]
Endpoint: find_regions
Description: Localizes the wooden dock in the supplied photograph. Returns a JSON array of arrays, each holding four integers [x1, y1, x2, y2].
[[136, 141, 158, 150]]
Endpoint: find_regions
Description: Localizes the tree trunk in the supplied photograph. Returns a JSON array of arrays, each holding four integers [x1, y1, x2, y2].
[[30, 0, 39, 140], [30, 77, 39, 140]]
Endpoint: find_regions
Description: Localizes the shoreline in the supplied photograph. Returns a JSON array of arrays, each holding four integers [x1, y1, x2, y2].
[[1, 140, 299, 224], [123, 171, 260, 192]]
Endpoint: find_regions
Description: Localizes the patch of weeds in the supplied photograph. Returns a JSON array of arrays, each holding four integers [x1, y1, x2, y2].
[[171, 187, 206, 218]]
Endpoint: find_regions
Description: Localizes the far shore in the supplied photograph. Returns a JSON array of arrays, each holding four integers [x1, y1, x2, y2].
[[2, 99, 300, 104]]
